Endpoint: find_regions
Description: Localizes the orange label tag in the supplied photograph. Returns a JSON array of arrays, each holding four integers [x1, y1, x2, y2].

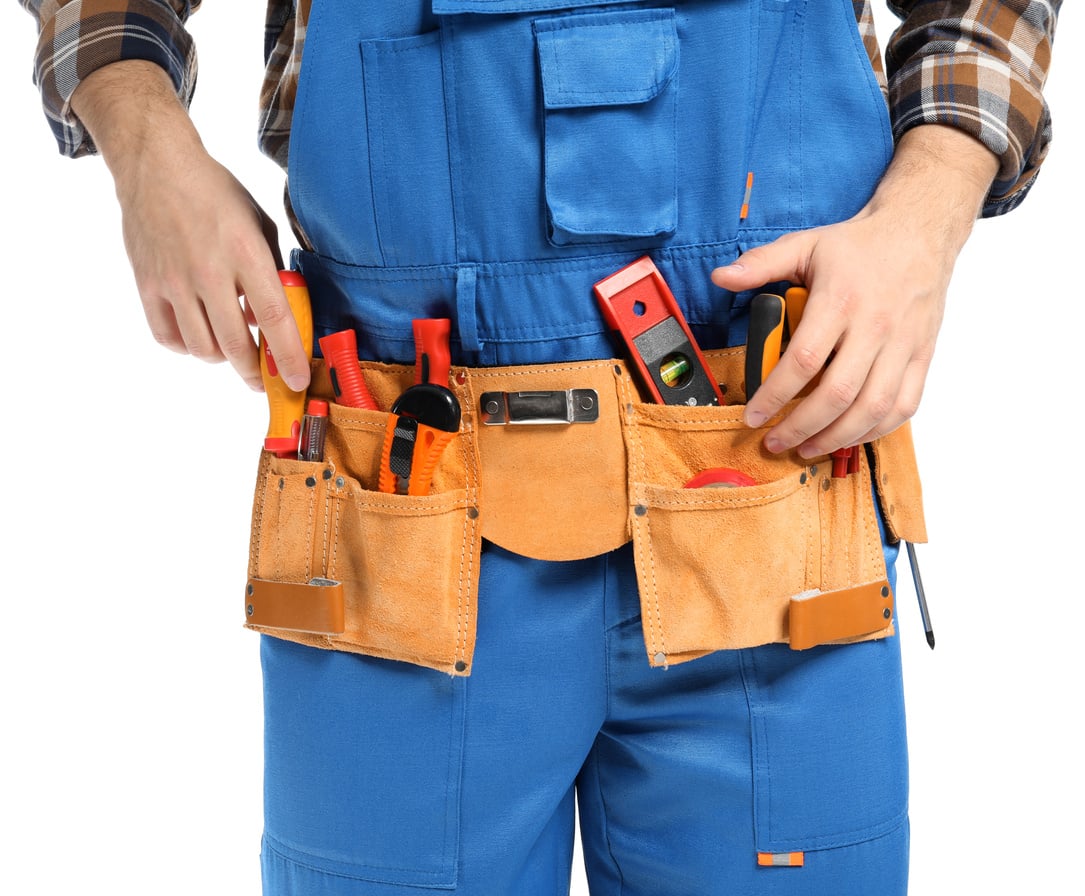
[[757, 852, 805, 868]]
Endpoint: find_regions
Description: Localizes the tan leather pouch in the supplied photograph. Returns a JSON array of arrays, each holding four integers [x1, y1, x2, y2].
[[245, 362, 482, 675], [245, 350, 926, 674], [619, 348, 915, 667]]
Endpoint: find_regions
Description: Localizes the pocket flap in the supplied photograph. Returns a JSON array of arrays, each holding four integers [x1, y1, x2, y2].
[[535, 9, 678, 109]]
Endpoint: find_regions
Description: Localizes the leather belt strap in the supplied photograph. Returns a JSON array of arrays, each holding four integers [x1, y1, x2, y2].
[[246, 577, 346, 635], [788, 581, 894, 650]]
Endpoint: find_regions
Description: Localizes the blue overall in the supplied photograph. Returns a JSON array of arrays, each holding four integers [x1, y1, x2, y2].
[[260, 1, 908, 893]]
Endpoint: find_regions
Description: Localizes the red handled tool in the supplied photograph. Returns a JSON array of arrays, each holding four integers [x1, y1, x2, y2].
[[594, 257, 724, 407], [259, 270, 314, 457], [378, 320, 461, 496], [413, 318, 452, 386], [318, 329, 379, 410]]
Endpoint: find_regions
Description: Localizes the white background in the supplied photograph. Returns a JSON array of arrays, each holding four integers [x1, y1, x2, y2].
[[1, 3, 1080, 894]]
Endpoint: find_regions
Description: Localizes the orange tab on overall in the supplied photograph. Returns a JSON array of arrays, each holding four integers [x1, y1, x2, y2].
[[757, 851, 804, 867]]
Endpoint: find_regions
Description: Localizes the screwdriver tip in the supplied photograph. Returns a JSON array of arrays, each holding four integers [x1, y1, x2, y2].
[[926, 631, 936, 650]]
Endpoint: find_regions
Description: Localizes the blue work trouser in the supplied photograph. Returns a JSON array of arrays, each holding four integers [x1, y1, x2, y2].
[[261, 1, 909, 893]]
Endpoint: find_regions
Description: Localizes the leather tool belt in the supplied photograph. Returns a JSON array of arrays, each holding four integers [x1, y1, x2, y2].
[[244, 348, 926, 675]]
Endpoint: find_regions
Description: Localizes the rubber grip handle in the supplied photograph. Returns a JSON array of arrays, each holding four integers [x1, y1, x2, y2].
[[260, 271, 314, 457], [745, 292, 786, 400], [319, 329, 379, 410], [413, 319, 452, 386]]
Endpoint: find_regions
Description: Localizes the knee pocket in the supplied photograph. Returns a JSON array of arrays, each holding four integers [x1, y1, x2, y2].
[[260, 638, 465, 888], [741, 638, 908, 854]]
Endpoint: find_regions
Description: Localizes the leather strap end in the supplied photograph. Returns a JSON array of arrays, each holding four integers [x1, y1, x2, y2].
[[244, 577, 346, 635], [788, 580, 894, 650]]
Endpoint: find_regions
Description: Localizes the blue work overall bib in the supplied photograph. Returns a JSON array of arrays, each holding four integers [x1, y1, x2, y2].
[[260, 1, 908, 893]]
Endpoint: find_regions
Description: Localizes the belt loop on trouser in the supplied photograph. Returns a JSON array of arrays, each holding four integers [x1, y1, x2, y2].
[[456, 264, 482, 354]]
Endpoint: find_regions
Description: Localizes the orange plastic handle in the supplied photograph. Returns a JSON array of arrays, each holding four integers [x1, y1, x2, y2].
[[378, 414, 456, 496], [259, 271, 314, 457]]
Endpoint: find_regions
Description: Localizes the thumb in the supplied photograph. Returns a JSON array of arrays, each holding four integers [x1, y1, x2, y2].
[[710, 230, 815, 291]]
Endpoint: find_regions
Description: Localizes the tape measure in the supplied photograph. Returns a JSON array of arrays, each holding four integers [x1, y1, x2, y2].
[[684, 467, 758, 489]]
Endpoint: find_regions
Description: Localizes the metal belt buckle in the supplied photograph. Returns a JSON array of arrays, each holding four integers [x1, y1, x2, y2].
[[480, 390, 599, 425]]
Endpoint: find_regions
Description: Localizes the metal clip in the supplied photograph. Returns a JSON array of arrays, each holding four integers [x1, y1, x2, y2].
[[480, 390, 599, 425]]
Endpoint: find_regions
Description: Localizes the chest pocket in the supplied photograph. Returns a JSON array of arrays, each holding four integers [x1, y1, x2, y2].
[[532, 8, 679, 246]]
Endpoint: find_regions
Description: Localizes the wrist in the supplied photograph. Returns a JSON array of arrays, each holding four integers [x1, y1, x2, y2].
[[864, 124, 999, 252], [71, 60, 203, 184]]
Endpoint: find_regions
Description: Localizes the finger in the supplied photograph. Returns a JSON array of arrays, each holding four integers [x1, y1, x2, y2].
[[744, 290, 851, 428], [791, 339, 913, 457], [246, 265, 310, 392], [202, 284, 264, 391], [241, 294, 259, 329], [140, 292, 188, 355], [761, 326, 881, 454], [171, 289, 227, 364], [849, 357, 929, 447], [710, 230, 815, 292]]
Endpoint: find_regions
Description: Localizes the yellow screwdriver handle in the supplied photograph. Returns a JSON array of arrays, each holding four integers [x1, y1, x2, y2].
[[259, 270, 314, 457]]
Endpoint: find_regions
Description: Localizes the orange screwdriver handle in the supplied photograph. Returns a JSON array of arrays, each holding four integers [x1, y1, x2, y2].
[[259, 270, 314, 457]]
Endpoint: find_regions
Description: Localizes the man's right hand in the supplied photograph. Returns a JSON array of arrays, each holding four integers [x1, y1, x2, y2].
[[71, 59, 310, 393]]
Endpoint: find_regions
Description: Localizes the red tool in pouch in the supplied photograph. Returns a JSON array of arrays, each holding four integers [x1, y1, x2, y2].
[[413, 318, 452, 387], [259, 271, 315, 458], [594, 257, 724, 407], [318, 329, 380, 410], [378, 319, 460, 496]]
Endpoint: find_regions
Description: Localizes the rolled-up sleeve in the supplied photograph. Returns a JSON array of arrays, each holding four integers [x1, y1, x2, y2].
[[22, 0, 200, 157], [886, 0, 1061, 216]]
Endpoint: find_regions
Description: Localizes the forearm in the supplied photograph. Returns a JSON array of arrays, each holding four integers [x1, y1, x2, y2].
[[885, 0, 1061, 215], [65, 58, 309, 394], [24, 0, 199, 157], [71, 59, 204, 188], [861, 124, 999, 259]]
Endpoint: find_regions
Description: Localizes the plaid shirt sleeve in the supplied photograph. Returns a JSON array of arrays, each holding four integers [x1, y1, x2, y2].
[[886, 1, 1062, 216], [21, 0, 200, 158]]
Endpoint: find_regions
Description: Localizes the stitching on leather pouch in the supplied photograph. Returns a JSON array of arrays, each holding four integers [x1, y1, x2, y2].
[[249, 451, 270, 579], [304, 478, 316, 583], [622, 374, 665, 658], [457, 380, 481, 667]]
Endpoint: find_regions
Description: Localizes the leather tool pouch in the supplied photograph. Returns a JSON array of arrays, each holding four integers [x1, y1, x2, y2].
[[244, 349, 926, 675]]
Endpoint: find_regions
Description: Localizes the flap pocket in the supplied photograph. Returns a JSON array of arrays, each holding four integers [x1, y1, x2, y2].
[[533, 8, 678, 245], [535, 10, 678, 107]]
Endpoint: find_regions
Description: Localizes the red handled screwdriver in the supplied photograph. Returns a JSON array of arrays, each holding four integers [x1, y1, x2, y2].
[[318, 329, 379, 410], [413, 318, 452, 386]]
